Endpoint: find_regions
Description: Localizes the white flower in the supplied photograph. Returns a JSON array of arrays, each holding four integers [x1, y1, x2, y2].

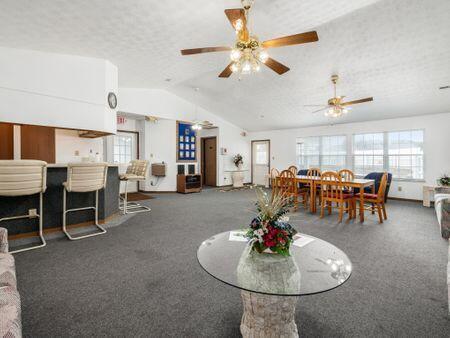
[[279, 216, 289, 222]]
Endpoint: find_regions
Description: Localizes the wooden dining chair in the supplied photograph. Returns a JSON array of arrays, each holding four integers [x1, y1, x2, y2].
[[278, 170, 308, 211], [354, 172, 388, 223], [306, 167, 322, 208], [270, 168, 280, 192], [338, 169, 355, 213], [288, 165, 298, 175], [320, 171, 355, 222]]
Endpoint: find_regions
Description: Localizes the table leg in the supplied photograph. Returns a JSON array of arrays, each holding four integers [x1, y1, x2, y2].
[[310, 181, 316, 213], [240, 290, 299, 338], [359, 189, 365, 223]]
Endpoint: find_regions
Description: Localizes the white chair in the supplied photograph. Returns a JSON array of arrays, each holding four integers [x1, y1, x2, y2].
[[119, 160, 151, 214], [0, 160, 47, 253], [62, 162, 108, 240]]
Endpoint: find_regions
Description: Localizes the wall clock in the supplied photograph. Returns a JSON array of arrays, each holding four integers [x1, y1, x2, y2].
[[107, 92, 117, 109]]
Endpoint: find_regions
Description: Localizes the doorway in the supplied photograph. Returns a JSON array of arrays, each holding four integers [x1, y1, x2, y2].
[[251, 140, 270, 186], [201, 137, 217, 187], [114, 130, 139, 193]]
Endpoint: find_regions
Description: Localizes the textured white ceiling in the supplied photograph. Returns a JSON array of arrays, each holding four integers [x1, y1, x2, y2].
[[0, 0, 449, 131]]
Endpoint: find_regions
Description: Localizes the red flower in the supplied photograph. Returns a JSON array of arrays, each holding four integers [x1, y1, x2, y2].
[[277, 237, 286, 245]]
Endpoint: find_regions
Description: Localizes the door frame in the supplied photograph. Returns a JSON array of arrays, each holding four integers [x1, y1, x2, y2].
[[201, 136, 217, 187], [117, 129, 140, 159], [251, 139, 271, 184]]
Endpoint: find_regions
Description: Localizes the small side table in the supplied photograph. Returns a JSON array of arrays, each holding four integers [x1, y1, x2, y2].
[[423, 185, 436, 207], [225, 170, 248, 188]]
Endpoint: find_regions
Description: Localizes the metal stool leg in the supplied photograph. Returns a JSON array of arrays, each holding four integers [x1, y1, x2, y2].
[[119, 180, 151, 214], [62, 189, 106, 240], [5, 192, 47, 254]]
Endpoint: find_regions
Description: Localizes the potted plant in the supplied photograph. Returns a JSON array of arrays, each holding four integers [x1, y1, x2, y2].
[[437, 174, 450, 186], [245, 187, 297, 256], [233, 154, 243, 169]]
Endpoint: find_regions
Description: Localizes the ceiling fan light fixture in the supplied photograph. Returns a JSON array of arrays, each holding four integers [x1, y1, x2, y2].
[[191, 123, 202, 131], [241, 59, 252, 74], [257, 50, 269, 63], [230, 49, 242, 61]]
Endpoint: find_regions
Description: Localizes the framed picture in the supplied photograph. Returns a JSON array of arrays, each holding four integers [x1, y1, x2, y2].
[[176, 121, 197, 162]]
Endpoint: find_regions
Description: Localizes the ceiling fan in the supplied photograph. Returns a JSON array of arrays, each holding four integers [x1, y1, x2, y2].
[[180, 0, 319, 77], [305, 75, 374, 118], [191, 120, 215, 130]]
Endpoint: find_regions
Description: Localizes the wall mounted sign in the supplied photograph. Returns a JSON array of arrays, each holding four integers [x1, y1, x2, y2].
[[176, 121, 197, 162], [117, 116, 126, 125]]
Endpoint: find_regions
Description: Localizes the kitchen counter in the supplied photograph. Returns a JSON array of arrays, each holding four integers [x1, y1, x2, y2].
[[0, 165, 119, 236]]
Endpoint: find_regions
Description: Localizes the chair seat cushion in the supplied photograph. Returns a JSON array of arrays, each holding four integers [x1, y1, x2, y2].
[[0, 254, 16, 289], [0, 286, 22, 338], [355, 193, 378, 200], [119, 174, 144, 181]]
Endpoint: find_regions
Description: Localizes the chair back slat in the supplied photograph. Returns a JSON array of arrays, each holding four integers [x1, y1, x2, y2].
[[279, 170, 297, 196], [287, 165, 298, 175], [320, 171, 343, 200], [307, 168, 321, 177], [126, 160, 149, 178], [66, 163, 108, 192], [0, 160, 47, 196], [338, 169, 354, 192], [377, 173, 388, 201]]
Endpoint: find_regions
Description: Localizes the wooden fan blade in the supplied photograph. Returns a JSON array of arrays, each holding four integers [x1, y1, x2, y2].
[[224, 8, 246, 30], [181, 46, 231, 55], [262, 31, 319, 49], [219, 63, 233, 78], [224, 8, 249, 41], [341, 97, 373, 106], [264, 58, 290, 75]]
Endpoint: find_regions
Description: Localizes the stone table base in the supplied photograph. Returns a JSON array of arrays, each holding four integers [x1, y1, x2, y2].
[[240, 290, 299, 338], [232, 171, 245, 188]]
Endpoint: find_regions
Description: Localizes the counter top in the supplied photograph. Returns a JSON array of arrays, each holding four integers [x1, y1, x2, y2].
[[47, 163, 119, 168]]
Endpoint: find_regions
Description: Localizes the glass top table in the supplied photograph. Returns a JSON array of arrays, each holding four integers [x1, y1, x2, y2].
[[197, 230, 352, 296]]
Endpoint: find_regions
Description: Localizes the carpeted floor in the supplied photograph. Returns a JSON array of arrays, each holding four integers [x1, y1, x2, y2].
[[14, 189, 450, 337]]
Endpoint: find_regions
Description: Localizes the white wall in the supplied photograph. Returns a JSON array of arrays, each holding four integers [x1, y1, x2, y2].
[[0, 46, 118, 133], [118, 88, 250, 191], [55, 129, 103, 163], [248, 112, 450, 200]]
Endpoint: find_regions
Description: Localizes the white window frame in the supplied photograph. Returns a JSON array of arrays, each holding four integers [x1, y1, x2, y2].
[[352, 129, 425, 182], [296, 135, 349, 172]]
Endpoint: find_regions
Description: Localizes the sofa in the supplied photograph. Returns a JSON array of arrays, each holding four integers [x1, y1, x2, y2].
[[434, 187, 450, 239], [0, 228, 22, 338]]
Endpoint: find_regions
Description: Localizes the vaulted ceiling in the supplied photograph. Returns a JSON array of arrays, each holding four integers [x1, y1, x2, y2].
[[0, 0, 449, 131]]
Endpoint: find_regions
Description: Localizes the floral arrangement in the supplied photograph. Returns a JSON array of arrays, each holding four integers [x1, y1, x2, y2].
[[438, 174, 450, 186], [245, 187, 297, 256], [233, 154, 243, 168]]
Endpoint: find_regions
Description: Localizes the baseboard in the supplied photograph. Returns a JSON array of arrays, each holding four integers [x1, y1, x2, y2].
[[8, 213, 119, 240], [139, 190, 176, 193], [388, 197, 422, 203]]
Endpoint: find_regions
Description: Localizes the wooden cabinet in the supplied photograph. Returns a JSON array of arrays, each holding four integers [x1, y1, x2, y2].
[[177, 174, 202, 194], [0, 123, 14, 160], [20, 125, 55, 163]]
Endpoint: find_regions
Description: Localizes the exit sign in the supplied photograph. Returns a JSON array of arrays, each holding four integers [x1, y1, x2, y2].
[[117, 116, 126, 125]]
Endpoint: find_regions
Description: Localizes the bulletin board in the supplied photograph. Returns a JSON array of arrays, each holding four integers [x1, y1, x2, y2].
[[176, 121, 197, 162]]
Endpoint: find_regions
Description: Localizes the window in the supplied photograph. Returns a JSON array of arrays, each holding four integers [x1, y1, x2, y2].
[[296, 135, 347, 171], [352, 129, 424, 180], [113, 134, 133, 164], [353, 133, 384, 176], [388, 130, 423, 179]]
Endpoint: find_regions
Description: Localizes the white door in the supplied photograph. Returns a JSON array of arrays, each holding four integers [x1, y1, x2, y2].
[[113, 131, 139, 193], [252, 140, 270, 186]]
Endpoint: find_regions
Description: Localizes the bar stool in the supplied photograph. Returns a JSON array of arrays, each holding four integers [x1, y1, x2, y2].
[[0, 160, 47, 253], [119, 160, 151, 214], [62, 162, 108, 240]]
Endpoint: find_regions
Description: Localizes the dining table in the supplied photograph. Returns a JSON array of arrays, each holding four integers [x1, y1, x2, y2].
[[285, 175, 375, 222]]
